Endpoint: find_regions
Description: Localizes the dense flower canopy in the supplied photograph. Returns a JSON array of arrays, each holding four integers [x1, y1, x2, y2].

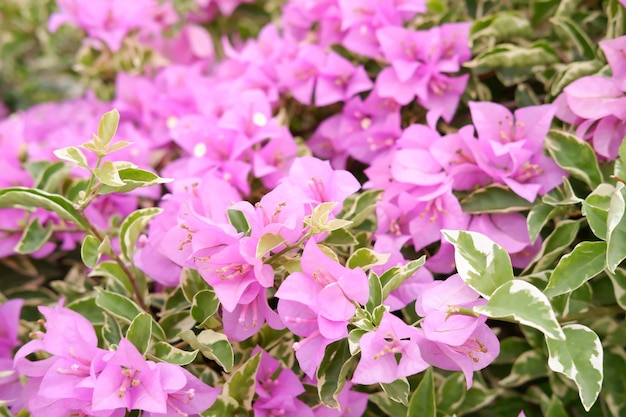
[[0, 0, 624, 416]]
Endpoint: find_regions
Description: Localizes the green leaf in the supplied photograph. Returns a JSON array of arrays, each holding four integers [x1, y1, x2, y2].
[[407, 367, 435, 417], [222, 352, 261, 409], [471, 12, 532, 41], [366, 272, 383, 312], [527, 203, 560, 244], [97, 109, 120, 147], [159, 311, 195, 341], [181, 269, 210, 302], [151, 342, 198, 365], [606, 268, 626, 309], [53, 146, 89, 168], [81, 235, 101, 268], [551, 16, 596, 60], [550, 60, 605, 97], [499, 350, 549, 387], [0, 187, 89, 229], [545, 324, 603, 411], [442, 230, 514, 298], [191, 289, 220, 327], [107, 140, 133, 154], [256, 233, 285, 258], [324, 228, 358, 246], [14, 218, 53, 254], [317, 339, 356, 409], [527, 219, 582, 274], [97, 168, 172, 194], [602, 347, 626, 417], [34, 161, 72, 193], [466, 41, 559, 68], [119, 207, 162, 261], [541, 177, 581, 207], [126, 312, 152, 355], [370, 392, 408, 416], [380, 378, 411, 406], [543, 241, 607, 297], [102, 313, 123, 347], [606, 182, 626, 272], [545, 396, 568, 417], [67, 297, 105, 325], [94, 161, 125, 187], [341, 189, 382, 228], [89, 261, 133, 295], [531, 0, 560, 25], [227, 209, 250, 235], [582, 183, 614, 240], [544, 130, 602, 189], [95, 288, 142, 322], [347, 248, 390, 270], [179, 329, 234, 372], [437, 373, 467, 415], [379, 257, 425, 300], [474, 280, 565, 340], [460, 184, 535, 213]]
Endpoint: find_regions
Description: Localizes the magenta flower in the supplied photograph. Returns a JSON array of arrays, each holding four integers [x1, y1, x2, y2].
[[276, 44, 325, 105], [253, 349, 314, 417], [222, 285, 285, 341], [0, 299, 22, 358], [284, 156, 361, 212], [469, 213, 542, 269], [276, 240, 368, 376], [418, 322, 499, 389], [49, 0, 162, 51], [352, 311, 428, 385], [146, 363, 220, 417], [415, 275, 499, 388], [600, 36, 626, 91], [0, 299, 23, 410], [92, 338, 166, 413], [315, 52, 373, 106], [312, 382, 368, 417]]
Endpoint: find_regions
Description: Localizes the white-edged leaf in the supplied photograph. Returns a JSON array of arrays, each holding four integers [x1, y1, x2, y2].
[[543, 241, 606, 297], [442, 230, 513, 298], [474, 280, 565, 340], [545, 324, 603, 411]]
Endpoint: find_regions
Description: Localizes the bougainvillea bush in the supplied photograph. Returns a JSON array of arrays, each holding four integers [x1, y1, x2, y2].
[[1, 0, 626, 416]]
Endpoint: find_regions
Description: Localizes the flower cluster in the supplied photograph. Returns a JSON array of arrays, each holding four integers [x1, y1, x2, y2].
[[13, 302, 219, 417], [1, 0, 599, 414], [365, 101, 565, 273], [0, 299, 23, 411], [554, 35, 626, 160]]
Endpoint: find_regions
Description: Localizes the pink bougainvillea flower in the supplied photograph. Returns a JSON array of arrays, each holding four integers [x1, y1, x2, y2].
[[283, 156, 361, 212], [562, 76, 622, 120], [253, 349, 315, 417], [91, 338, 166, 413], [418, 321, 500, 389], [415, 275, 499, 388], [0, 299, 22, 358], [469, 101, 556, 153], [276, 240, 368, 376], [599, 36, 626, 91], [315, 52, 373, 106], [352, 312, 428, 385], [147, 362, 220, 417], [469, 213, 542, 269], [312, 382, 368, 417]]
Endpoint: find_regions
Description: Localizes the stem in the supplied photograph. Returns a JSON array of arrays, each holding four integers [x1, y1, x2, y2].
[[557, 306, 624, 323], [81, 155, 103, 209], [264, 230, 312, 265], [77, 211, 150, 313]]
